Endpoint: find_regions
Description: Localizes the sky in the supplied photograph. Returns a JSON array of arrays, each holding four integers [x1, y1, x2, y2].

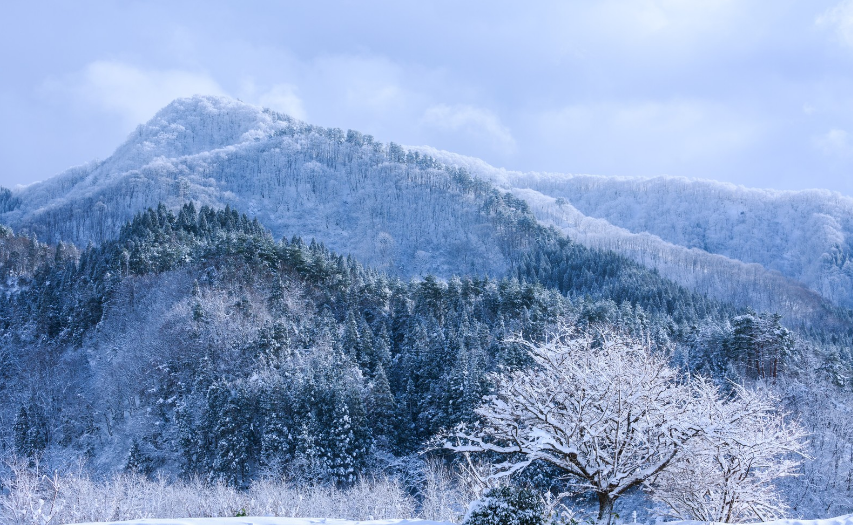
[[2, 1, 853, 195]]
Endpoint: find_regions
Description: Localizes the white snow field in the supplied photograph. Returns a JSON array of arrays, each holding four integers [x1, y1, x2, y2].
[[66, 515, 853, 525], [671, 516, 853, 525], [70, 519, 451, 525]]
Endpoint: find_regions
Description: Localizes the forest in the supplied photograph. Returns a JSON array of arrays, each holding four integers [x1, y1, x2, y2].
[[0, 202, 851, 523]]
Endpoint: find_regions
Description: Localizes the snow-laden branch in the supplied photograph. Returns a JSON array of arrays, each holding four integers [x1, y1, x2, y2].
[[444, 327, 806, 524]]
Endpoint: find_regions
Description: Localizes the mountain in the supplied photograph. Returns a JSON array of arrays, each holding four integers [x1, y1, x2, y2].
[[1, 96, 850, 330], [1, 96, 524, 278], [509, 173, 853, 308], [0, 204, 849, 518], [408, 147, 853, 325]]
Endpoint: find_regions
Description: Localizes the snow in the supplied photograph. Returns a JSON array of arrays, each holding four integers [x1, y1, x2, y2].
[[4, 95, 852, 316], [70, 519, 451, 525], [0, 96, 513, 280], [669, 516, 853, 525], [65, 514, 853, 525], [415, 145, 853, 317]]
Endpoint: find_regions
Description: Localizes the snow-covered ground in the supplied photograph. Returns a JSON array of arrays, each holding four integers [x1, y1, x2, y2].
[[671, 516, 853, 525], [66, 515, 853, 525], [69, 519, 451, 525]]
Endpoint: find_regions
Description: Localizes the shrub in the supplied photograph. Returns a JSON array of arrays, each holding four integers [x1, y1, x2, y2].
[[464, 486, 546, 525]]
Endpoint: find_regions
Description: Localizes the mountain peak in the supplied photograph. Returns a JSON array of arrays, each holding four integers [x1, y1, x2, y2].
[[115, 95, 277, 163]]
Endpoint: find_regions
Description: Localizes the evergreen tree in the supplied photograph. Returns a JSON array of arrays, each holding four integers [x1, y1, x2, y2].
[[125, 439, 155, 475], [259, 380, 295, 473], [13, 406, 30, 456], [14, 404, 47, 457], [464, 486, 546, 525], [366, 364, 397, 446], [206, 384, 258, 486]]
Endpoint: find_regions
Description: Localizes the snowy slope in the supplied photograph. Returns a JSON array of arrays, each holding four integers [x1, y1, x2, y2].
[[1, 96, 527, 278], [411, 146, 853, 313], [508, 173, 853, 308], [510, 187, 831, 327]]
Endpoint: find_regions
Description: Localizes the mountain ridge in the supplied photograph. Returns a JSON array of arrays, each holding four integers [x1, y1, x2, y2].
[[2, 95, 851, 324]]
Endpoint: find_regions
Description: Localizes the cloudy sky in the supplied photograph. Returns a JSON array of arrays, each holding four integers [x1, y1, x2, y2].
[[2, 1, 853, 195]]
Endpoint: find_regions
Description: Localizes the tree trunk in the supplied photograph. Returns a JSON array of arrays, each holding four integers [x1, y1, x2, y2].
[[597, 492, 615, 525]]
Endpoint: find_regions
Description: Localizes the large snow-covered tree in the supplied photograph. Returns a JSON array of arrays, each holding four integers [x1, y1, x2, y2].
[[446, 329, 707, 523], [445, 328, 804, 524]]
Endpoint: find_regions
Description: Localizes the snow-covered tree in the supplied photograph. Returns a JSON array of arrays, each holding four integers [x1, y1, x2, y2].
[[648, 385, 805, 523], [446, 329, 707, 523], [445, 328, 804, 524]]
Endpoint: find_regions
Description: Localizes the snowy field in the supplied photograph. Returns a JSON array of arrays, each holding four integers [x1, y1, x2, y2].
[[67, 515, 853, 525], [670, 516, 853, 525], [69, 519, 451, 525]]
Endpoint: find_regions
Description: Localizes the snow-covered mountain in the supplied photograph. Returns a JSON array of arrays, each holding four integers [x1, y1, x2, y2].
[[509, 173, 853, 309], [4, 96, 853, 522], [1, 96, 535, 279], [3, 95, 851, 317], [408, 147, 853, 314]]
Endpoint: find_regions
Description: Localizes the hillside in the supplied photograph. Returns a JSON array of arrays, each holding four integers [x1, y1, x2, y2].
[[0, 96, 525, 278], [411, 147, 853, 324], [0, 205, 851, 519], [509, 173, 853, 309], [1, 96, 849, 330], [1, 96, 853, 521]]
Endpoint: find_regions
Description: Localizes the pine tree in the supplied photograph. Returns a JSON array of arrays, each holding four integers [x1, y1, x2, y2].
[[366, 364, 397, 445], [259, 382, 295, 473], [464, 486, 546, 525], [325, 399, 358, 484], [292, 419, 327, 481], [356, 314, 376, 373], [207, 384, 257, 486], [125, 439, 154, 475], [340, 310, 361, 363], [177, 407, 200, 476], [13, 406, 30, 456]]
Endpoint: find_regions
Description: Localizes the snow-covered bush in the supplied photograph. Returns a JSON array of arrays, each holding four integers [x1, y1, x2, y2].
[[0, 460, 418, 525], [463, 486, 546, 525], [418, 459, 481, 523]]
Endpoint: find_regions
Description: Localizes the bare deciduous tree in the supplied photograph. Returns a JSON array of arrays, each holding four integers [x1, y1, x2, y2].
[[446, 328, 805, 524]]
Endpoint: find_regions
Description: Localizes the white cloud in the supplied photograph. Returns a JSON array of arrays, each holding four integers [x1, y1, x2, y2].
[[817, 0, 853, 48], [311, 55, 413, 114], [422, 104, 516, 153], [815, 128, 852, 156], [598, 0, 736, 36], [44, 60, 226, 126], [533, 99, 759, 169], [561, 0, 740, 57], [257, 84, 306, 120]]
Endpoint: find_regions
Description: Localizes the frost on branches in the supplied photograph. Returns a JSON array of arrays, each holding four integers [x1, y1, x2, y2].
[[649, 385, 805, 523], [445, 328, 805, 524]]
